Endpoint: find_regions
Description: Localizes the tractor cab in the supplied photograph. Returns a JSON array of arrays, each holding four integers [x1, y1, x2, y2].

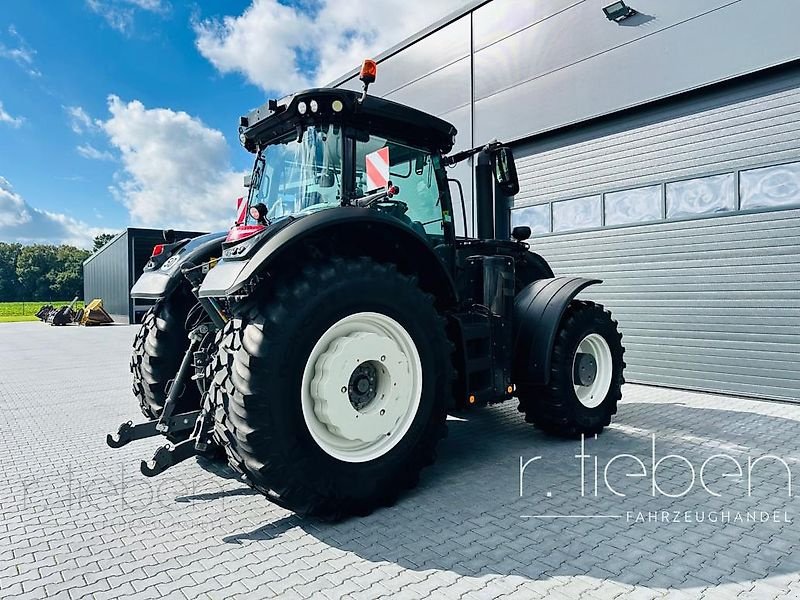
[[227, 61, 462, 249]]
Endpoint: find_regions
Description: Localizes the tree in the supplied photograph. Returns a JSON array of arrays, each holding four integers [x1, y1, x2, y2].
[[93, 233, 116, 252], [16, 245, 59, 299], [48, 245, 90, 298], [0, 242, 22, 301], [3, 242, 92, 300]]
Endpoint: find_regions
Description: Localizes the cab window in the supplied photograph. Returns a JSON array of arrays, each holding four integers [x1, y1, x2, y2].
[[355, 135, 446, 240]]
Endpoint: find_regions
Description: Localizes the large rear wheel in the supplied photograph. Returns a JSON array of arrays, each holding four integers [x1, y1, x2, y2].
[[517, 300, 624, 437], [213, 257, 452, 519]]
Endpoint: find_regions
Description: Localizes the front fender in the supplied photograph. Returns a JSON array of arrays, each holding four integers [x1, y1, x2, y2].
[[512, 277, 601, 385], [130, 231, 226, 300]]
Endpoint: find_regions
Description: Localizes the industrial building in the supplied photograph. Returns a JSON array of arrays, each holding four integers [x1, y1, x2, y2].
[[332, 0, 800, 401], [83, 228, 204, 324]]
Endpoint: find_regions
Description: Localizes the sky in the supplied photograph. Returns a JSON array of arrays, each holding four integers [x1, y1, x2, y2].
[[0, 0, 469, 248]]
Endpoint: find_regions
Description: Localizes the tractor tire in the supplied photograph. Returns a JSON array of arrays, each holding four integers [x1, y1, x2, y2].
[[202, 321, 239, 457], [130, 287, 201, 420], [517, 300, 624, 438], [211, 257, 452, 519]]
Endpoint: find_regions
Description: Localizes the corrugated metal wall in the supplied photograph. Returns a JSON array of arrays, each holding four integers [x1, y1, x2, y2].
[[83, 231, 131, 323], [515, 69, 800, 401], [84, 228, 206, 324]]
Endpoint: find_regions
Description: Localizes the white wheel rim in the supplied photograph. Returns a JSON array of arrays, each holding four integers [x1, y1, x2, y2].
[[301, 312, 422, 463], [572, 333, 613, 409]]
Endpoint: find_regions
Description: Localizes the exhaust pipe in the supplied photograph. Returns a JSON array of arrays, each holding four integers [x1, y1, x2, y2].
[[475, 150, 494, 239]]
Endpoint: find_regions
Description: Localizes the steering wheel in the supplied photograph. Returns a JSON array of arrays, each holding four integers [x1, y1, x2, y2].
[[373, 199, 409, 215]]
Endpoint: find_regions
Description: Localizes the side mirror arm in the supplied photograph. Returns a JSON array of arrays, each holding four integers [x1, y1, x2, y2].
[[443, 140, 505, 167]]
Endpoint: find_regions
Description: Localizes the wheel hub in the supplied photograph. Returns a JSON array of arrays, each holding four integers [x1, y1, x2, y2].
[[348, 362, 378, 410], [574, 352, 597, 386], [572, 333, 613, 409]]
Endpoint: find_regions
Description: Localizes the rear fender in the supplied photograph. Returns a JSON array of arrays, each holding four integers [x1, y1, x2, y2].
[[199, 207, 458, 308], [512, 277, 601, 385], [130, 231, 226, 300]]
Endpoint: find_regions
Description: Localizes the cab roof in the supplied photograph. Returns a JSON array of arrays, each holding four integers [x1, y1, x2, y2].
[[239, 88, 457, 155]]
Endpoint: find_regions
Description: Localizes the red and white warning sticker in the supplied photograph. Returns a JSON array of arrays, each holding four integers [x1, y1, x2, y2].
[[365, 147, 389, 191], [236, 196, 247, 224]]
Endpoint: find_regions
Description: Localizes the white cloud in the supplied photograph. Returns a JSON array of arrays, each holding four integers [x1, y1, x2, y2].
[[194, 1, 314, 93], [193, 0, 470, 94], [101, 95, 245, 232], [87, 0, 135, 33], [76, 143, 114, 161], [0, 177, 112, 248], [0, 101, 23, 127], [86, 0, 167, 34], [0, 25, 40, 77], [65, 105, 99, 134], [126, 0, 166, 10], [67, 107, 116, 161]]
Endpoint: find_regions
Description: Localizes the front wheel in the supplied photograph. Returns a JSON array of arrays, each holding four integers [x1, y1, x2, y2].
[[213, 257, 453, 519], [517, 300, 625, 437]]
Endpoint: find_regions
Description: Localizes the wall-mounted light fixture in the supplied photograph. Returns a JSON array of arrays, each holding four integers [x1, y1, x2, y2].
[[603, 1, 637, 21]]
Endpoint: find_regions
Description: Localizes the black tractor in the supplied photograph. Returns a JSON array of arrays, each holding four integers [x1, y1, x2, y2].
[[108, 60, 624, 519]]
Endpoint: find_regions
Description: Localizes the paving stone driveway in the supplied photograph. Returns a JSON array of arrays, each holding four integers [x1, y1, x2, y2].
[[1, 321, 799, 599]]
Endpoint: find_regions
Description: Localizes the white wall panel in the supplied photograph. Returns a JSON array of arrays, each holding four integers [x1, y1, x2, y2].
[[472, 0, 800, 144]]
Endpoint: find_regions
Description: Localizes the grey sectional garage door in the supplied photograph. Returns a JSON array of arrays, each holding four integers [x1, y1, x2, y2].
[[511, 68, 800, 401], [527, 210, 800, 401]]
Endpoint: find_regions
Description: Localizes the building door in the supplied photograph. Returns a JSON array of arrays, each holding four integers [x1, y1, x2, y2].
[[511, 67, 800, 401]]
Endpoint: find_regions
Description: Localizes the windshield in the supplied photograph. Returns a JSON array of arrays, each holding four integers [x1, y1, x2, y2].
[[246, 124, 343, 222]]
